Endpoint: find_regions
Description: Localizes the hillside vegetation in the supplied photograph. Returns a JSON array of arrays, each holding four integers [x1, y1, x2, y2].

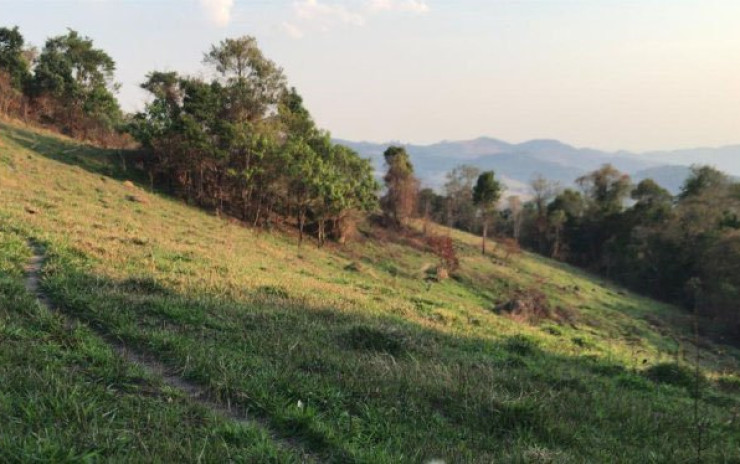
[[2, 119, 740, 462]]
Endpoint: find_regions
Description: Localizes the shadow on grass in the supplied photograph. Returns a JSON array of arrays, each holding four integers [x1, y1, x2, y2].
[[1, 122, 148, 186], [39, 256, 740, 462]]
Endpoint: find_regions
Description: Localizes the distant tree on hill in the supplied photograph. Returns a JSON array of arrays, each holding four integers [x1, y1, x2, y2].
[[506, 195, 524, 243], [381, 146, 419, 228], [472, 171, 502, 255], [444, 164, 480, 231], [417, 187, 446, 234], [575, 164, 632, 269], [530, 175, 559, 254], [576, 164, 632, 217]]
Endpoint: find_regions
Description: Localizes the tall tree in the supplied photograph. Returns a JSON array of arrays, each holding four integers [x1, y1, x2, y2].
[[507, 195, 524, 243], [472, 171, 502, 255], [131, 37, 378, 247], [530, 175, 559, 253], [576, 164, 632, 216], [678, 165, 730, 201], [204, 36, 286, 122], [575, 164, 632, 268], [0, 26, 30, 89], [444, 164, 480, 230], [381, 146, 418, 228], [30, 29, 121, 136], [549, 208, 567, 259]]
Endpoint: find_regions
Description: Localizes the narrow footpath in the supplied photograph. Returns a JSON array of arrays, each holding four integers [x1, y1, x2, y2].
[[25, 240, 319, 463]]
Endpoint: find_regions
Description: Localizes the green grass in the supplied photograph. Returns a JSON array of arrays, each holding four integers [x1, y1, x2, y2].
[[0, 227, 297, 463], [1, 119, 740, 462]]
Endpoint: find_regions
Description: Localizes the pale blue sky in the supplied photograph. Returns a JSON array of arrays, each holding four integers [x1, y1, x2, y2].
[[3, 0, 740, 151]]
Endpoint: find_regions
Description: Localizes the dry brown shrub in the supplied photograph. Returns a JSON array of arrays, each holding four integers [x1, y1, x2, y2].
[[499, 236, 522, 261], [426, 234, 459, 273], [493, 289, 574, 325]]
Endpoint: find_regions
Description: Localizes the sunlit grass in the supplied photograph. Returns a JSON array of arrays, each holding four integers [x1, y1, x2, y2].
[[1, 119, 739, 461]]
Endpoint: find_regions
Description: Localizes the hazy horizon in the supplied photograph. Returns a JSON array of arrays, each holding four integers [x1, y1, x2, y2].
[[5, 0, 740, 152]]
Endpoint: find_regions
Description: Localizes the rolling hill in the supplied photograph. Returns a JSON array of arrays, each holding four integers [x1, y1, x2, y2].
[[1, 119, 739, 462]]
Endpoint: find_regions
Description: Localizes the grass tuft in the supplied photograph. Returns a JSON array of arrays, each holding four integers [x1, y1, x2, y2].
[[340, 325, 407, 356], [644, 362, 702, 389]]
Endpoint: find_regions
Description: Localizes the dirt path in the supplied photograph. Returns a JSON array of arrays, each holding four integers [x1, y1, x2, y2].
[[25, 241, 319, 463]]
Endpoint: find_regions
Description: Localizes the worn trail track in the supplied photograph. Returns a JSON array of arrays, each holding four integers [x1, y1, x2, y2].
[[24, 241, 319, 463]]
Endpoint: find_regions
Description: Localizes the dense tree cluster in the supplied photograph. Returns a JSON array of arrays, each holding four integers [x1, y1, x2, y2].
[[418, 162, 740, 333], [0, 26, 123, 144], [512, 165, 740, 333], [128, 37, 378, 245]]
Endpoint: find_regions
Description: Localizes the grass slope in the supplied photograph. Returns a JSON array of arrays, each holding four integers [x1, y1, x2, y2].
[[1, 119, 739, 462]]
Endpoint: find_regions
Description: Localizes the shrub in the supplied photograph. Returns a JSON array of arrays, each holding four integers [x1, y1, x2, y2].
[[425, 234, 459, 273]]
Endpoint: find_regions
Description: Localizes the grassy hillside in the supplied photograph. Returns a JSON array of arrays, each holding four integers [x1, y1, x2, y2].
[[1, 119, 740, 462]]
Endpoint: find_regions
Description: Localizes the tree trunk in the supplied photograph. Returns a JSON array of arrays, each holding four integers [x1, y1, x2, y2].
[[318, 219, 325, 248], [481, 220, 487, 255], [298, 208, 306, 247], [423, 199, 430, 236], [552, 229, 560, 259]]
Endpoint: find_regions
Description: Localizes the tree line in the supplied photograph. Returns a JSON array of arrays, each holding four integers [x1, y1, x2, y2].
[[0, 26, 124, 144], [0, 27, 380, 245], [3, 25, 738, 332], [420, 161, 740, 335], [127, 37, 379, 245]]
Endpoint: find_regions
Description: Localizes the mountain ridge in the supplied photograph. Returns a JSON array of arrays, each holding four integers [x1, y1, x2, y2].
[[335, 136, 740, 195]]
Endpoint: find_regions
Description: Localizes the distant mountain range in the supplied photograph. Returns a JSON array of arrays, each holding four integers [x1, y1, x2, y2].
[[335, 137, 740, 197]]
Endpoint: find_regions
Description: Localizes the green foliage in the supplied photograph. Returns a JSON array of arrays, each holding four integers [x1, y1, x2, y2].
[[472, 170, 502, 253], [381, 145, 418, 227], [576, 164, 632, 216], [0, 26, 123, 142], [443, 165, 480, 231], [130, 36, 378, 244], [0, 26, 30, 89], [472, 170, 502, 211], [679, 165, 730, 200], [497, 161, 740, 331], [30, 29, 122, 134]]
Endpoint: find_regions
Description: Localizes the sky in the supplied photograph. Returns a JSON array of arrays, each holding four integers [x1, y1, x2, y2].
[[3, 0, 740, 152]]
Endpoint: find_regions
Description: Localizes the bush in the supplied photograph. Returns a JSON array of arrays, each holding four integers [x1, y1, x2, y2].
[[425, 234, 459, 272]]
